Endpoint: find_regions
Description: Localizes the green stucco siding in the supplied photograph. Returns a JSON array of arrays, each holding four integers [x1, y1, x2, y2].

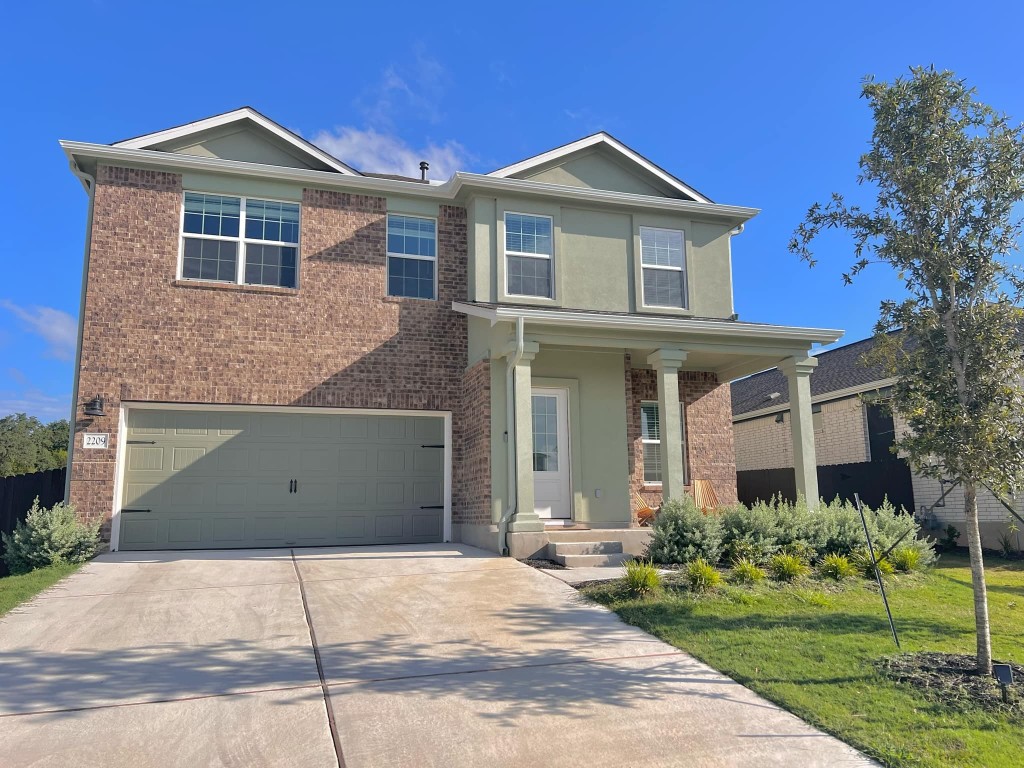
[[559, 208, 633, 311], [519, 151, 672, 197]]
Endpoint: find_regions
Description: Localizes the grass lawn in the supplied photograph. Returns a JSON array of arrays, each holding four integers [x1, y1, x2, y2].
[[583, 553, 1023, 768], [0, 563, 82, 617]]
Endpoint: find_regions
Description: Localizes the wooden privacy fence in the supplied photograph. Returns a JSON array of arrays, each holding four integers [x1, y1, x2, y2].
[[0, 468, 67, 576], [737, 459, 915, 513]]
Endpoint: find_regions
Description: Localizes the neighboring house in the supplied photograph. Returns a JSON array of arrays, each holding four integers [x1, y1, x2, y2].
[[731, 334, 1022, 548], [60, 107, 841, 558]]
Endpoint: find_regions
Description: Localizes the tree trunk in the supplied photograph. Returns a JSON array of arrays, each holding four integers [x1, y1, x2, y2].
[[963, 481, 993, 674]]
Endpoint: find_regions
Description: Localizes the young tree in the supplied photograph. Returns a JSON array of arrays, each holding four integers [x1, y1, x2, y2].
[[790, 67, 1024, 674]]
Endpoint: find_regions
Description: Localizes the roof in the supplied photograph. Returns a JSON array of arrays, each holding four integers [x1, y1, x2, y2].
[[112, 106, 361, 176], [487, 132, 713, 203], [731, 334, 893, 419], [453, 301, 843, 345]]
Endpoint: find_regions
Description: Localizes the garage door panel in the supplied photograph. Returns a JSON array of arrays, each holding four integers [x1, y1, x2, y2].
[[121, 409, 445, 550]]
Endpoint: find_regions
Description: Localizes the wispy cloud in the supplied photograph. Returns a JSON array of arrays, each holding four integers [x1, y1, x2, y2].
[[0, 301, 77, 361], [356, 48, 449, 128], [311, 127, 473, 179], [0, 388, 71, 421]]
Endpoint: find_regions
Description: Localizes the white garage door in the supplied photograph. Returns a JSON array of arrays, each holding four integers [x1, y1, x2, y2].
[[118, 408, 445, 550]]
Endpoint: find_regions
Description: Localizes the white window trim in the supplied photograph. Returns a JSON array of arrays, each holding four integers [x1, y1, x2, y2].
[[640, 400, 688, 486], [178, 192, 302, 289], [639, 226, 688, 310], [386, 213, 439, 301], [504, 211, 555, 299]]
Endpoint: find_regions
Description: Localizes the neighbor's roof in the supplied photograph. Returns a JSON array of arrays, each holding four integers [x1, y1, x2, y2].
[[731, 334, 893, 419]]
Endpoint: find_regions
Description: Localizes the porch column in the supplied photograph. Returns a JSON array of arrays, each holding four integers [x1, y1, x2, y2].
[[509, 342, 543, 532], [779, 355, 820, 508], [648, 349, 688, 501]]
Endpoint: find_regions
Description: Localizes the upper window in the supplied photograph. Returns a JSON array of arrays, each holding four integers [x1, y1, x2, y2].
[[640, 401, 687, 485], [505, 213, 553, 298], [181, 193, 299, 288], [387, 214, 437, 299], [640, 226, 687, 308]]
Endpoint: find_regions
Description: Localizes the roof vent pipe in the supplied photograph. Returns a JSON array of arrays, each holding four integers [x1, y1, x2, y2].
[[419, 161, 429, 181]]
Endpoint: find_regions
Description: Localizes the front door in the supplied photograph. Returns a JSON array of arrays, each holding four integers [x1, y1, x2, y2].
[[532, 388, 571, 520]]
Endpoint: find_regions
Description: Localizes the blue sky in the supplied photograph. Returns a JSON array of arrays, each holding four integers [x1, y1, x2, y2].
[[3, 1, 1023, 421]]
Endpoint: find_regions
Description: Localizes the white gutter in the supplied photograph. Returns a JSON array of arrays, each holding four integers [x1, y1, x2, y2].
[[498, 315, 526, 556], [58, 141, 761, 223], [452, 302, 843, 345], [64, 161, 96, 500]]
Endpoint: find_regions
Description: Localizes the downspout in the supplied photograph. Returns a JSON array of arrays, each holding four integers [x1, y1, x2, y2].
[[498, 315, 526, 555], [64, 161, 96, 502]]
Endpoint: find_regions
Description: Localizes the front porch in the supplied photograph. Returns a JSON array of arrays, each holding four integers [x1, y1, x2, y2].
[[453, 302, 842, 557]]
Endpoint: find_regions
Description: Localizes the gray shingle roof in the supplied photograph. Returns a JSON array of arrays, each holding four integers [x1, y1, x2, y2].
[[731, 334, 891, 418]]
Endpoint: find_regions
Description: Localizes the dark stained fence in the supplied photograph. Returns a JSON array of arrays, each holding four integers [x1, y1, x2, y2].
[[0, 468, 67, 576], [737, 459, 915, 513]]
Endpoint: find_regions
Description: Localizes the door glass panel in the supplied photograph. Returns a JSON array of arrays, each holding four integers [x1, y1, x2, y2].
[[532, 394, 559, 472]]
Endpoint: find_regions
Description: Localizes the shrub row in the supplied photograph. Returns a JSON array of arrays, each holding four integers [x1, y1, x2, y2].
[[646, 494, 935, 569]]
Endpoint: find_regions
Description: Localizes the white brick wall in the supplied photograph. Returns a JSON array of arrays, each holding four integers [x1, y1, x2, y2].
[[734, 395, 869, 471]]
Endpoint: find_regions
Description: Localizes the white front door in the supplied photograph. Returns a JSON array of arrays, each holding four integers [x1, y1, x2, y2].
[[532, 388, 571, 520]]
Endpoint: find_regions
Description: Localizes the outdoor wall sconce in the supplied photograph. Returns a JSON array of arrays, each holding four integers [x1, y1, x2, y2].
[[775, 413, 785, 424], [84, 396, 106, 417]]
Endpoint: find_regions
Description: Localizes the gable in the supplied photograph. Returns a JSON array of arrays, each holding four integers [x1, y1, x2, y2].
[[112, 108, 358, 174], [489, 132, 711, 202], [515, 148, 679, 197], [151, 123, 329, 170]]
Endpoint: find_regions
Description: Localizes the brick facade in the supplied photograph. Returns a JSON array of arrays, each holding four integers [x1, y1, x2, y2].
[[625, 355, 738, 516], [71, 165, 475, 534], [455, 360, 491, 526]]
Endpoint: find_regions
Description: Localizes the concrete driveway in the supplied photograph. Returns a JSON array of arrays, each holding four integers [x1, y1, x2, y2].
[[0, 545, 874, 767]]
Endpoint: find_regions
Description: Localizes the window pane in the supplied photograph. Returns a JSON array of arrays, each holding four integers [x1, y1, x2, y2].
[[244, 244, 298, 288], [184, 193, 240, 237], [643, 442, 662, 483], [181, 237, 237, 282], [531, 394, 559, 472], [387, 214, 436, 258], [507, 254, 552, 297], [640, 227, 684, 268], [387, 256, 435, 299], [505, 213, 552, 255], [640, 403, 660, 441], [245, 199, 300, 243], [643, 267, 686, 308]]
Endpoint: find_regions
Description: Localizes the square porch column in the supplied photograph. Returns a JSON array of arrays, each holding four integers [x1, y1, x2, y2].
[[779, 355, 820, 508], [647, 349, 688, 502], [508, 342, 543, 532]]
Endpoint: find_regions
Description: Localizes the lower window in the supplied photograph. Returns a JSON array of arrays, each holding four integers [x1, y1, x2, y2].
[[640, 401, 687, 485]]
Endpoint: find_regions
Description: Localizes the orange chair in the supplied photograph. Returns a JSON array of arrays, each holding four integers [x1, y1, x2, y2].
[[691, 479, 720, 514], [632, 491, 658, 526]]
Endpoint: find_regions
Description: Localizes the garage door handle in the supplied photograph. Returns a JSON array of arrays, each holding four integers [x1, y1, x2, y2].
[[421, 444, 444, 448], [121, 508, 152, 513], [127, 440, 157, 445], [419, 505, 443, 509]]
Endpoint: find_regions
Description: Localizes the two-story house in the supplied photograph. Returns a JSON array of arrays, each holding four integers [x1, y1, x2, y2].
[[61, 107, 842, 558]]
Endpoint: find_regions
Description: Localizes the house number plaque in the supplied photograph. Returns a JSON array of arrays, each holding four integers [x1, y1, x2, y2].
[[83, 433, 109, 450]]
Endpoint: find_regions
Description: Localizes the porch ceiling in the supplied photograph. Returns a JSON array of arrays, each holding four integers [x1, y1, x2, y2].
[[452, 301, 844, 382]]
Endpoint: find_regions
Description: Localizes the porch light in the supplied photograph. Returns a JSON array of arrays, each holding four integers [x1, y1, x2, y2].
[[84, 396, 106, 417]]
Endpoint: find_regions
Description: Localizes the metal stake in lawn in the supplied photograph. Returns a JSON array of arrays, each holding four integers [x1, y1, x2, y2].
[[854, 493, 900, 648]]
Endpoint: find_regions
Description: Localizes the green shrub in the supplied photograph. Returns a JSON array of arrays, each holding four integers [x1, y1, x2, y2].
[[1, 498, 100, 575], [622, 559, 661, 597], [768, 552, 811, 581], [646, 496, 724, 565], [889, 546, 922, 573], [686, 558, 722, 592], [852, 549, 895, 578], [940, 524, 960, 549], [818, 552, 856, 580], [720, 501, 781, 563], [730, 557, 766, 584]]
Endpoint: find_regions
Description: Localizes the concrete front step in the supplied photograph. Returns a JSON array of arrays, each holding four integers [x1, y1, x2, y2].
[[552, 541, 624, 556], [552, 551, 632, 568]]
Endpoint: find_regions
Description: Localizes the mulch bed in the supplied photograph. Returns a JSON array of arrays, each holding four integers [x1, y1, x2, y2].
[[520, 558, 566, 570], [878, 652, 1024, 715]]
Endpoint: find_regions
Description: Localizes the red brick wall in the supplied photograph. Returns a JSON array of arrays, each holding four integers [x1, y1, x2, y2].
[[70, 165, 477, 533], [625, 355, 738, 517], [455, 360, 491, 526]]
